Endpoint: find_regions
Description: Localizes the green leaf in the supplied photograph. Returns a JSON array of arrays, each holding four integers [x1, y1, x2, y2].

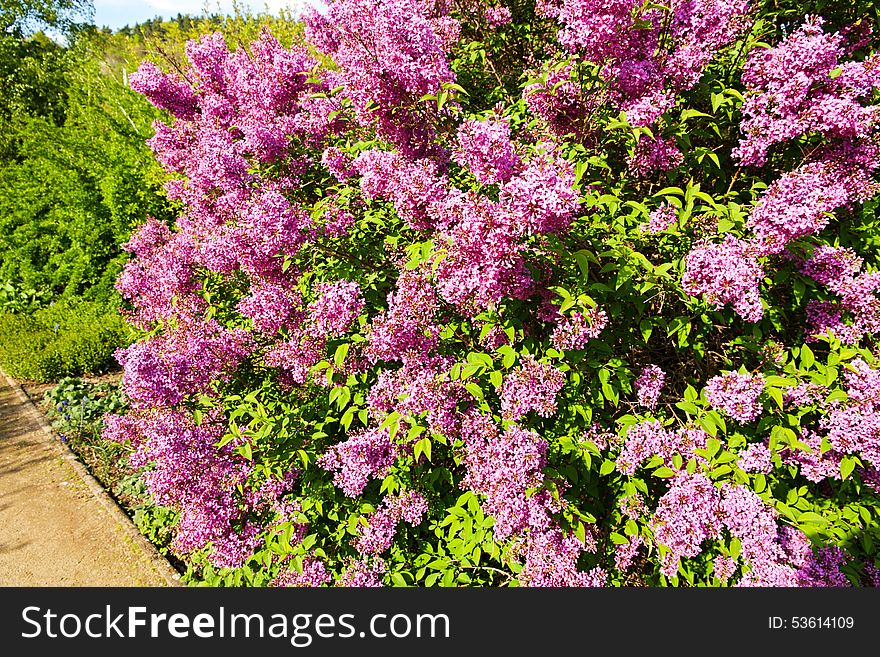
[[465, 381, 484, 400], [800, 345, 815, 369], [599, 460, 617, 476], [840, 456, 856, 480], [334, 343, 350, 367], [797, 512, 827, 525], [767, 386, 784, 410], [653, 467, 676, 478], [414, 436, 432, 462]]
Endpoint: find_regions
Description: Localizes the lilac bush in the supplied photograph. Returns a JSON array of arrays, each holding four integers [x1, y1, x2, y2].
[[107, 1, 880, 587]]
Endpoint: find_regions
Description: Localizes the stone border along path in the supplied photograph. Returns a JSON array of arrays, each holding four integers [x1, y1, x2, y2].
[[0, 368, 181, 586]]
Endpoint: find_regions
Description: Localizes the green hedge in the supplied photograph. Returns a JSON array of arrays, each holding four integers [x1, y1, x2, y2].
[[0, 301, 129, 381]]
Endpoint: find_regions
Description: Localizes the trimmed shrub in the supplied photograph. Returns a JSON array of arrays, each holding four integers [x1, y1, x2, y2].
[[0, 301, 129, 381]]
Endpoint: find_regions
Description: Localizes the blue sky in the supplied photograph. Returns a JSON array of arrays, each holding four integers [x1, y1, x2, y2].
[[92, 1, 317, 30]]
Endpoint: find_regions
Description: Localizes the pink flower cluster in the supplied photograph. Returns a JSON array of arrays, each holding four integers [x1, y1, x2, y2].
[[628, 135, 683, 178], [616, 420, 708, 475], [704, 371, 765, 423], [460, 411, 602, 586], [308, 280, 365, 338], [366, 266, 442, 362], [651, 472, 849, 585], [747, 142, 880, 255], [634, 364, 665, 409], [317, 426, 399, 497], [819, 359, 880, 471], [271, 557, 333, 587], [802, 246, 880, 344], [550, 308, 608, 351], [104, 409, 260, 568], [524, 61, 597, 139], [483, 5, 512, 27], [680, 18, 880, 321], [737, 442, 774, 474], [734, 16, 880, 168], [454, 117, 520, 185], [499, 356, 566, 420], [642, 203, 677, 234], [778, 429, 843, 483], [682, 236, 764, 322], [535, 0, 749, 177], [304, 0, 459, 155], [356, 491, 428, 554], [367, 357, 466, 437]]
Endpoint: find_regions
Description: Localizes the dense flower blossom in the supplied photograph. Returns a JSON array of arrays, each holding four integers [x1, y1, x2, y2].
[[237, 282, 301, 335], [779, 429, 842, 483], [454, 117, 520, 185], [651, 472, 724, 578], [307, 280, 365, 338], [746, 142, 880, 255], [129, 60, 199, 120], [433, 193, 534, 314], [628, 135, 683, 178], [318, 426, 399, 497], [367, 358, 466, 437], [499, 144, 579, 235], [271, 558, 332, 587], [523, 61, 596, 139], [734, 16, 880, 168], [634, 364, 665, 409], [483, 5, 512, 27], [682, 236, 764, 322], [356, 491, 428, 554], [615, 536, 642, 573], [714, 555, 737, 583], [460, 411, 601, 586], [115, 320, 252, 409], [116, 220, 202, 329], [737, 441, 774, 474], [304, 0, 459, 154], [719, 483, 779, 564], [366, 266, 442, 362], [543, 0, 751, 127], [355, 149, 448, 231], [617, 420, 707, 474], [338, 558, 386, 587], [518, 530, 604, 587], [104, 409, 259, 568], [642, 203, 677, 234], [499, 356, 566, 420], [802, 245, 880, 344], [550, 308, 608, 350], [737, 527, 850, 587], [460, 413, 548, 542], [705, 371, 765, 423], [801, 245, 863, 288], [651, 474, 849, 585]]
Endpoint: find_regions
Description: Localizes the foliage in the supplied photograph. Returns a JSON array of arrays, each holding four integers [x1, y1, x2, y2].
[[44, 376, 127, 479], [106, 0, 880, 588], [0, 27, 176, 304], [0, 300, 129, 381]]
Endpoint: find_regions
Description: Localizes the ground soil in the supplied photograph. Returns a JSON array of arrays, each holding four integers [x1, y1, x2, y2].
[[0, 372, 178, 586]]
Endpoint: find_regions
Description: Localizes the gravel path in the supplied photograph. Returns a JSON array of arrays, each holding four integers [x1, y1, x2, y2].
[[0, 371, 180, 586]]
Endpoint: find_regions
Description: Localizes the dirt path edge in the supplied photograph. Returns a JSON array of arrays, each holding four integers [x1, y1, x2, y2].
[[0, 367, 182, 587]]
